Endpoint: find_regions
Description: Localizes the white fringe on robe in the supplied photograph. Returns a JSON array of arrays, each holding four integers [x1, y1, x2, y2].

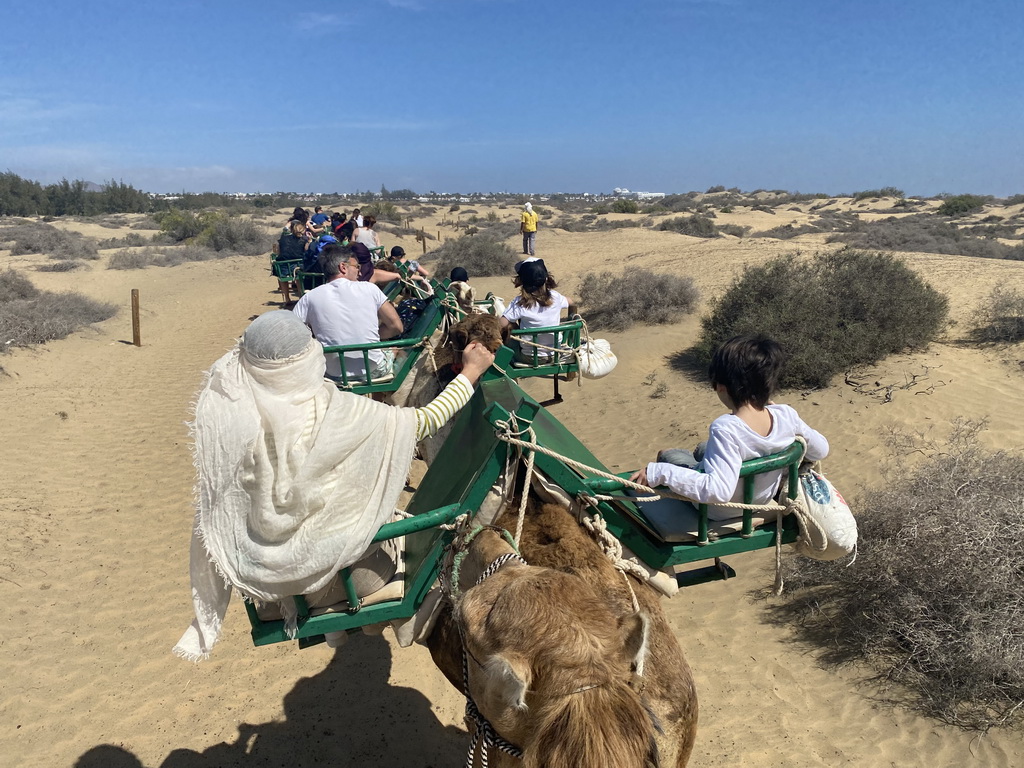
[[173, 337, 417, 661]]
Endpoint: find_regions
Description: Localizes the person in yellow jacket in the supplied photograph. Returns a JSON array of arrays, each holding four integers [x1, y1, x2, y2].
[[520, 201, 539, 256]]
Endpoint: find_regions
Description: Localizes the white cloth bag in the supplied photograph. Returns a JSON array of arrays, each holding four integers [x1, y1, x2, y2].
[[793, 470, 858, 561], [577, 338, 617, 379]]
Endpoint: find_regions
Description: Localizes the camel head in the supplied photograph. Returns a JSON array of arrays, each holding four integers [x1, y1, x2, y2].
[[455, 530, 660, 768], [449, 312, 508, 354], [449, 280, 476, 314]]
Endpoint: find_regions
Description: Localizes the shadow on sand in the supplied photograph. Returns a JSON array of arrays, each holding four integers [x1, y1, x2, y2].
[[74, 634, 465, 768]]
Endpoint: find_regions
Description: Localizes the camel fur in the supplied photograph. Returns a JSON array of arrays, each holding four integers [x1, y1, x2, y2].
[[428, 492, 698, 767], [388, 313, 508, 465]]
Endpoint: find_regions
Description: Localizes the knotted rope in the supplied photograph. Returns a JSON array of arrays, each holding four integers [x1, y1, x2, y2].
[[491, 422, 829, 595]]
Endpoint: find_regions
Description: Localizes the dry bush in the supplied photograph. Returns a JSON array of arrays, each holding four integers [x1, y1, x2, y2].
[[772, 421, 1024, 729], [99, 232, 150, 248], [0, 269, 115, 353], [0, 222, 99, 260], [198, 214, 266, 254], [828, 214, 1024, 260], [36, 260, 87, 272], [107, 244, 219, 270], [693, 249, 948, 389], [972, 285, 1024, 343], [577, 269, 699, 331], [658, 214, 719, 238], [427, 232, 518, 278]]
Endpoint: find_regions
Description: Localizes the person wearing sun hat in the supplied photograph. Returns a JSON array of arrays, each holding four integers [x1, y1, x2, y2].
[[500, 258, 570, 361], [520, 201, 539, 256]]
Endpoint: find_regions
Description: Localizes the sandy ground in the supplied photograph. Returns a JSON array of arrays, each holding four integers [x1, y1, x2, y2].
[[2, 205, 1024, 767]]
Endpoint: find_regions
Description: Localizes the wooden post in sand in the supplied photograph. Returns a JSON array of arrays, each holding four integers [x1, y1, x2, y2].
[[421, 228, 427, 255], [131, 289, 141, 347]]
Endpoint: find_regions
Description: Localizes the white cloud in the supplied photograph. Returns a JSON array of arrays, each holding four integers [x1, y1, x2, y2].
[[295, 11, 351, 33]]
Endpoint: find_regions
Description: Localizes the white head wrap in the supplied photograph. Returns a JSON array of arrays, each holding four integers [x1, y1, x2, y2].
[[524, 202, 533, 211], [174, 312, 418, 660]]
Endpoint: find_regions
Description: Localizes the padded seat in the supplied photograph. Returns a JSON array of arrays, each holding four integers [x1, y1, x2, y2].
[[623, 494, 778, 543]]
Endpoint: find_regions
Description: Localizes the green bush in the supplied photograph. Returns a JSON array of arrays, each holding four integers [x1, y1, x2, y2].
[[773, 421, 1024, 728], [853, 187, 904, 201], [577, 268, 700, 331], [937, 194, 988, 217], [692, 248, 948, 389], [658, 214, 719, 238], [972, 284, 1024, 343], [611, 199, 639, 214], [363, 201, 400, 222], [0, 269, 116, 353], [198, 214, 266, 254], [156, 208, 205, 241], [427, 231, 518, 278]]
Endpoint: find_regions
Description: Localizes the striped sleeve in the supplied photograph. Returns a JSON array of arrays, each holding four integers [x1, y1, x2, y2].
[[414, 374, 475, 440]]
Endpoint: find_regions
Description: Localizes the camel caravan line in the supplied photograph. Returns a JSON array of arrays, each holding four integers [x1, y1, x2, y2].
[[224, 265, 852, 766]]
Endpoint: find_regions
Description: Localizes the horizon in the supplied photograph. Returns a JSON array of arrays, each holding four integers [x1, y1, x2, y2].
[[3, 1, 1022, 198]]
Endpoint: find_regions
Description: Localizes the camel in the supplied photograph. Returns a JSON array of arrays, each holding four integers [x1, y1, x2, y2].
[[427, 488, 698, 767], [389, 312, 508, 465]]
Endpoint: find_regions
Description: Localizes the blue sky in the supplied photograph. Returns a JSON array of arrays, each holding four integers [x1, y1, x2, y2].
[[2, 0, 1021, 196]]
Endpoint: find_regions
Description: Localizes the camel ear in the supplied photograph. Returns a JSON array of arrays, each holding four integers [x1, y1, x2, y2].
[[482, 654, 531, 711], [619, 611, 651, 677]]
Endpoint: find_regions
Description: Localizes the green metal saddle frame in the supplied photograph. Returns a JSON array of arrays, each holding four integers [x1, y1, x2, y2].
[[245, 374, 803, 647]]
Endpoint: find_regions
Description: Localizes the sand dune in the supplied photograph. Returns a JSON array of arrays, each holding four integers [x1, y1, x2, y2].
[[1, 205, 1023, 767]]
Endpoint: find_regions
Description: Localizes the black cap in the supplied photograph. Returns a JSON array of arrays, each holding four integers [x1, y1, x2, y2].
[[450, 267, 469, 282], [516, 259, 547, 291], [391, 246, 406, 259]]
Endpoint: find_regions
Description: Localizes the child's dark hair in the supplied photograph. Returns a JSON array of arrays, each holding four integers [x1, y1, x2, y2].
[[708, 334, 784, 409]]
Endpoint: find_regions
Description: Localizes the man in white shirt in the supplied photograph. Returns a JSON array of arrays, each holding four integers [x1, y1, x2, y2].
[[292, 244, 404, 381]]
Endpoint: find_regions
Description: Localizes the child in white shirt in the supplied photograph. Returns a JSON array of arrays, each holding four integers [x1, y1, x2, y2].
[[630, 335, 829, 521], [500, 258, 570, 361]]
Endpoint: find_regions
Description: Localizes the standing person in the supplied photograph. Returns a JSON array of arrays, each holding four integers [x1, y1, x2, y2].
[[292, 244, 403, 381], [520, 202, 539, 256], [352, 208, 364, 228]]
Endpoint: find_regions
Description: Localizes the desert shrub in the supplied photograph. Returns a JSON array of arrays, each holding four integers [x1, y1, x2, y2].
[[449, 204, 460, 213], [692, 248, 948, 389], [752, 222, 820, 240], [577, 269, 699, 331], [198, 214, 266, 254], [0, 269, 38, 302], [362, 201, 400, 222], [611, 199, 639, 214], [0, 269, 116, 352], [428, 232, 518, 278], [486, 211, 499, 223], [706, 185, 726, 194], [37, 260, 87, 272], [972, 284, 1024, 343], [719, 206, 734, 214], [107, 244, 219, 270], [0, 222, 99, 260], [773, 421, 1024, 728], [156, 208, 205, 241], [658, 215, 719, 238], [853, 187, 904, 201], [716, 223, 750, 238], [1002, 194, 1024, 206], [937, 194, 988, 217], [828, 214, 1023, 259], [99, 232, 149, 248]]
